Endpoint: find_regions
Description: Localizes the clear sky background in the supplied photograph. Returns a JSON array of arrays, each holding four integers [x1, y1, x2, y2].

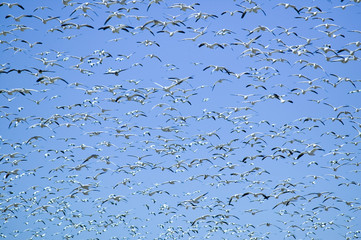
[[0, 0, 361, 239]]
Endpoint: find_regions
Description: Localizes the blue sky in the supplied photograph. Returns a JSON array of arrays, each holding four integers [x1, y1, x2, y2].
[[0, 0, 361, 239]]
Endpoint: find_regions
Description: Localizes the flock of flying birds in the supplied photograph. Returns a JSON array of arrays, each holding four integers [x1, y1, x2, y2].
[[0, 0, 361, 239]]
